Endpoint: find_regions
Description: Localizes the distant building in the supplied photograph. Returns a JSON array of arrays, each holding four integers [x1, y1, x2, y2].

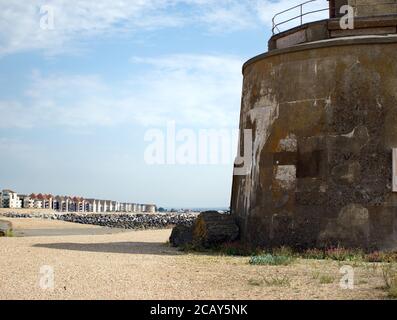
[[38, 194, 53, 209], [0, 190, 22, 209], [53, 196, 69, 212], [21, 193, 53, 210], [19, 194, 33, 208], [112, 201, 119, 212], [85, 199, 96, 212], [144, 204, 156, 214], [0, 188, 156, 214]]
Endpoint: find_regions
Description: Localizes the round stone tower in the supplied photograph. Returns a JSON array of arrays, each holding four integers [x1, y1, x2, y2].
[[231, 0, 397, 250]]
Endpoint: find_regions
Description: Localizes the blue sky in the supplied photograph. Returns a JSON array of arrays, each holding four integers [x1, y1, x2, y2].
[[0, 0, 328, 208]]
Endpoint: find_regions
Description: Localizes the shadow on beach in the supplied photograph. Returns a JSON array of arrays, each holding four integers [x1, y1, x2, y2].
[[33, 241, 180, 255]]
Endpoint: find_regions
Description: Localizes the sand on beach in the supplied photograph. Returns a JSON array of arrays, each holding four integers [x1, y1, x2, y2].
[[0, 218, 388, 300]]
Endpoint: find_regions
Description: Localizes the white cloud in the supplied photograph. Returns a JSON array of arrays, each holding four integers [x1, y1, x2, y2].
[[0, 0, 235, 56], [129, 54, 243, 126], [194, 1, 257, 32], [0, 54, 243, 128], [0, 1, 331, 128], [0, 101, 38, 129], [0, 0, 180, 56], [0, 0, 330, 56]]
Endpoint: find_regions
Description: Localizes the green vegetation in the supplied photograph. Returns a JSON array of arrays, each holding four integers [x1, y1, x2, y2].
[[178, 242, 202, 252], [366, 251, 397, 263], [381, 264, 397, 299], [249, 254, 294, 266], [176, 240, 397, 268], [388, 286, 397, 299], [248, 275, 291, 287], [319, 274, 335, 284], [303, 248, 325, 260], [272, 246, 294, 257], [311, 270, 336, 285], [324, 247, 364, 262], [247, 278, 263, 286], [263, 275, 291, 287], [176, 240, 397, 298], [0, 229, 13, 237], [219, 241, 259, 256], [311, 271, 320, 280]]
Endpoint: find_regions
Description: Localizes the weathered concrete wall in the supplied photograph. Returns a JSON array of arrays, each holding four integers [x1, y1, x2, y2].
[[333, 0, 397, 17], [269, 16, 397, 51], [269, 20, 329, 51], [231, 37, 397, 251], [350, 0, 397, 17]]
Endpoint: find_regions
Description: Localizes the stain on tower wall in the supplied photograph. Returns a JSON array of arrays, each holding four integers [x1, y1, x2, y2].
[[231, 41, 397, 251]]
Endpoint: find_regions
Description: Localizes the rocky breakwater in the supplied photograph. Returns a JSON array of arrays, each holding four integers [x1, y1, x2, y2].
[[59, 213, 198, 229], [0, 211, 198, 230]]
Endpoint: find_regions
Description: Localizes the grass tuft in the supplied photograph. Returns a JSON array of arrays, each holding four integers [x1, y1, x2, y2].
[[366, 251, 397, 263], [324, 247, 364, 262], [381, 263, 397, 299], [247, 278, 263, 286], [248, 276, 291, 287], [319, 274, 335, 284], [264, 275, 291, 287], [178, 242, 204, 253], [249, 254, 294, 266], [303, 248, 325, 260], [219, 241, 260, 257], [272, 246, 295, 257], [0, 229, 13, 237]]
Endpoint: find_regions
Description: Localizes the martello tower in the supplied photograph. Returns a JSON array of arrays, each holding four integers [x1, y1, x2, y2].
[[231, 0, 397, 250]]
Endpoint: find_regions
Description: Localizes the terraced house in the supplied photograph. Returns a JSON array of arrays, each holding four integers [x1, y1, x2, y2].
[[0, 190, 22, 209], [0, 189, 156, 213]]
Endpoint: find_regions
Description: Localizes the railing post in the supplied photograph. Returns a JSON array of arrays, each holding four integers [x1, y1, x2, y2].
[[272, 16, 275, 35], [300, 4, 303, 25], [272, 0, 329, 35]]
